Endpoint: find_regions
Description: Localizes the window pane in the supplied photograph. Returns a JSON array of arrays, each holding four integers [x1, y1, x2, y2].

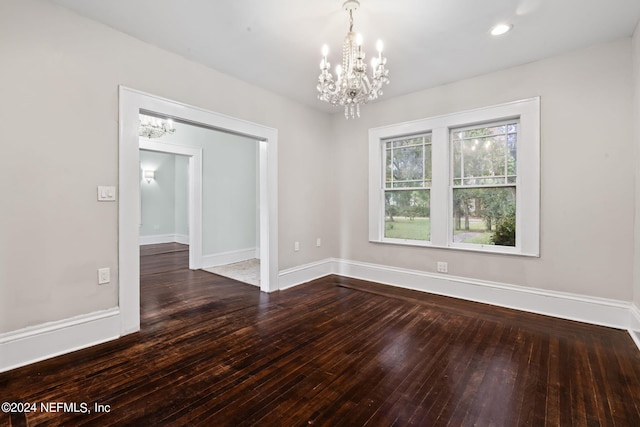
[[462, 138, 506, 180], [385, 148, 392, 183], [424, 144, 432, 181], [452, 122, 517, 187], [384, 134, 431, 189], [394, 146, 423, 181], [453, 141, 462, 179], [507, 133, 517, 175], [452, 187, 515, 246], [385, 189, 430, 241]]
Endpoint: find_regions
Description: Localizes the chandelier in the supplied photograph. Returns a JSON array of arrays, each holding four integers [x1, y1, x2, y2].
[[317, 0, 389, 119], [139, 114, 176, 139]]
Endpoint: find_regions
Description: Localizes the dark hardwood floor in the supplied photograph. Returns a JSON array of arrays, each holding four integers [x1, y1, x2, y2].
[[1, 243, 640, 426]]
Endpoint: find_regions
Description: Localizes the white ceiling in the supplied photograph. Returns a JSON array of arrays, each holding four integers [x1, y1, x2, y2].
[[51, 0, 640, 114]]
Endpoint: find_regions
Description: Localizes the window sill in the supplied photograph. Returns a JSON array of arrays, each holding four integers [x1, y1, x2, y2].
[[371, 238, 539, 257]]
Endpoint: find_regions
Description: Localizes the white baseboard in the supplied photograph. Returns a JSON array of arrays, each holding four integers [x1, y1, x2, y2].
[[0, 308, 121, 373], [335, 259, 631, 330], [278, 258, 639, 350], [202, 248, 257, 269], [174, 234, 189, 245], [630, 304, 640, 350], [278, 259, 335, 290], [139, 234, 189, 245], [4, 258, 637, 374]]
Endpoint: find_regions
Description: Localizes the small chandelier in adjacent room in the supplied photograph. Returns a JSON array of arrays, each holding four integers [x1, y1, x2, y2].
[[317, 0, 390, 119], [139, 114, 176, 139]]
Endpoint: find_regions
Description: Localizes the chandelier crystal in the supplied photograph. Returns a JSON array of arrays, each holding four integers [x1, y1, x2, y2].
[[139, 114, 176, 139], [317, 0, 389, 119]]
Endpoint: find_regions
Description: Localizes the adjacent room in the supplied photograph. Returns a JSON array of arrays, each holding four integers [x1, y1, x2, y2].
[[139, 115, 261, 286], [2, 0, 640, 425]]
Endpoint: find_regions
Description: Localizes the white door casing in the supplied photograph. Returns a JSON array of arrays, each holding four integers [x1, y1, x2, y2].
[[119, 86, 278, 335]]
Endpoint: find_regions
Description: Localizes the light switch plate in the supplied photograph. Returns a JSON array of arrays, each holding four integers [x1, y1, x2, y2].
[[97, 186, 116, 201], [98, 268, 110, 284]]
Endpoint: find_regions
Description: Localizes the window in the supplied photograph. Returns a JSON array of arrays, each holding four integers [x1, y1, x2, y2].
[[368, 98, 539, 256], [384, 134, 432, 241], [451, 121, 517, 247]]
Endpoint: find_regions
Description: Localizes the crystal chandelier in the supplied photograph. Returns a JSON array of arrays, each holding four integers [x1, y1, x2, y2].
[[317, 0, 389, 119], [139, 114, 176, 139]]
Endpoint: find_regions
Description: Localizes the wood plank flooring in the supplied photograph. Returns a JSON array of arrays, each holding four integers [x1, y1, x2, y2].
[[1, 242, 640, 426]]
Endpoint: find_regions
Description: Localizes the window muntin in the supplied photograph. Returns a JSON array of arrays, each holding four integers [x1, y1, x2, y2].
[[451, 121, 518, 247], [383, 134, 431, 241]]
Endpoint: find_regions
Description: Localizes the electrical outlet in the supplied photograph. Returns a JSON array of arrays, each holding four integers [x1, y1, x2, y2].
[[98, 268, 110, 284], [437, 262, 448, 273], [294, 241, 300, 252], [316, 238, 322, 247]]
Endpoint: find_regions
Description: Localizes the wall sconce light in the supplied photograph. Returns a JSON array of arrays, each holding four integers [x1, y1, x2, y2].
[[143, 170, 155, 183]]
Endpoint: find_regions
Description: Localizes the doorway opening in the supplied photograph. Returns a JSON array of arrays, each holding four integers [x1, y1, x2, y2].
[[119, 87, 278, 335], [139, 138, 203, 270], [138, 117, 261, 286]]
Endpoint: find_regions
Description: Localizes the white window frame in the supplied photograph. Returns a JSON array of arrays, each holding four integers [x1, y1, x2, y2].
[[382, 133, 433, 245], [368, 97, 540, 256]]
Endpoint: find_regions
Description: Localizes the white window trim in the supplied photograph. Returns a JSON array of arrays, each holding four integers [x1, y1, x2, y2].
[[369, 97, 540, 257]]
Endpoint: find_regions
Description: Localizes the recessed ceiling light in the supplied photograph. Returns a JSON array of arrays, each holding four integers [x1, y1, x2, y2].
[[490, 23, 513, 36]]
